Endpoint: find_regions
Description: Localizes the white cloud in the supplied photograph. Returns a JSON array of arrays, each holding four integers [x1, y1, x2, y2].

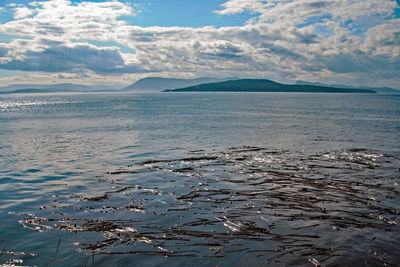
[[0, 41, 147, 73], [364, 19, 400, 58], [0, 0, 134, 40], [13, 6, 36, 19], [0, 1, 142, 75], [215, 0, 397, 25], [215, 0, 273, 15]]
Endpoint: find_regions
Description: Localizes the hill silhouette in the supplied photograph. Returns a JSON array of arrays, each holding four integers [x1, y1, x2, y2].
[[165, 79, 376, 93]]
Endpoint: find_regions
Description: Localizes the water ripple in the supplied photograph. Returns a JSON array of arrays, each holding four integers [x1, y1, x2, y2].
[[13, 146, 400, 266]]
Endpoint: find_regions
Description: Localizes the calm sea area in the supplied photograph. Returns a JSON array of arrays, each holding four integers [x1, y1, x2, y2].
[[0, 92, 399, 266]]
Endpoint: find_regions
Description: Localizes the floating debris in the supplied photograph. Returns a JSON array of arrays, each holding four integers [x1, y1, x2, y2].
[[72, 193, 110, 202], [0, 242, 37, 267], [13, 146, 400, 266]]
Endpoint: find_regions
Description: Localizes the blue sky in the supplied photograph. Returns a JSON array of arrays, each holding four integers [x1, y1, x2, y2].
[[126, 0, 255, 27], [0, 0, 256, 27], [0, 0, 399, 88]]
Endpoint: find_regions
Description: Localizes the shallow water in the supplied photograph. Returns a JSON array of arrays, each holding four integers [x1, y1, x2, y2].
[[0, 92, 399, 266]]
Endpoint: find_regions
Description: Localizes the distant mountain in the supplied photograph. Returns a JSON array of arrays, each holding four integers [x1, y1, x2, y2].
[[123, 77, 238, 92], [0, 83, 123, 93], [296, 80, 399, 94], [164, 79, 376, 93], [0, 89, 52, 94], [0, 83, 86, 92]]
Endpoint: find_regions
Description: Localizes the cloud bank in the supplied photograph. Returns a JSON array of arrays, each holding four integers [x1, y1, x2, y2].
[[0, 0, 399, 87]]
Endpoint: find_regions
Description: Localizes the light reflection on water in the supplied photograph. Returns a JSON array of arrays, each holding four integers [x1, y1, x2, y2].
[[0, 92, 399, 266]]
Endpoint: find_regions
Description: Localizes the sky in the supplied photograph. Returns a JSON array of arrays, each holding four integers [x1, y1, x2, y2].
[[0, 0, 399, 88]]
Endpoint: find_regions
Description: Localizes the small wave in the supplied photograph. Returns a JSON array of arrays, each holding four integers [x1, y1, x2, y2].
[[0, 99, 74, 111], [321, 149, 384, 168]]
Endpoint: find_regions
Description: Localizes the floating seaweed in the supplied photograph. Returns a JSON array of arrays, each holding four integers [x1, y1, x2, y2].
[[0, 241, 37, 267], [14, 146, 400, 266]]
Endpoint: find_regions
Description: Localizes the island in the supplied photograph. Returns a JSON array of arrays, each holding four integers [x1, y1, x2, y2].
[[164, 79, 376, 93], [122, 77, 237, 92]]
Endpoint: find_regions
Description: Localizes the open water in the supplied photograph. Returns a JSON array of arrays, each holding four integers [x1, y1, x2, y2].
[[0, 92, 399, 266]]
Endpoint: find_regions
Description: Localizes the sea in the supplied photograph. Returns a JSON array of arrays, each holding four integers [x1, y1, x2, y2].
[[0, 92, 399, 266]]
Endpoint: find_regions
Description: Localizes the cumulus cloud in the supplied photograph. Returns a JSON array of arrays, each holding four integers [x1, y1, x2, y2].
[[215, 0, 272, 15], [13, 6, 36, 19], [215, 0, 397, 25], [0, 42, 146, 73], [364, 19, 400, 58], [0, 1, 145, 74], [1, 0, 133, 40]]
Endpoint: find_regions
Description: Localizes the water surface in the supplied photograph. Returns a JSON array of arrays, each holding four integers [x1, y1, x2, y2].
[[0, 92, 399, 266]]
